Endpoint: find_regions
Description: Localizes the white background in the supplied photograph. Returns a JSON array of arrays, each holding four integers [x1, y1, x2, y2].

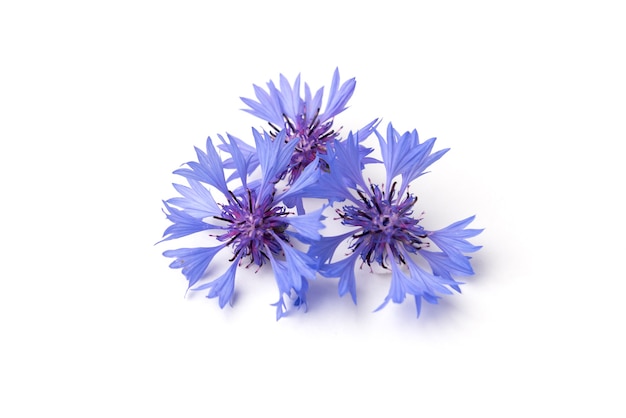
[[2, 1, 625, 416]]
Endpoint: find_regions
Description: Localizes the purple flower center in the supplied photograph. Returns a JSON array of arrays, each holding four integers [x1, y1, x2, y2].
[[268, 108, 338, 183], [214, 189, 289, 267], [337, 182, 429, 268]]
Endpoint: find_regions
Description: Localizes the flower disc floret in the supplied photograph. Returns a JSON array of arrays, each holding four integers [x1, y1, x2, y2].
[[215, 189, 290, 267], [269, 107, 337, 181], [338, 181, 428, 268]]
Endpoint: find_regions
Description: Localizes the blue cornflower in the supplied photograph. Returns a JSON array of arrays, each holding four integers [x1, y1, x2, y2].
[[160, 129, 323, 320], [240, 68, 377, 184], [309, 123, 483, 316]]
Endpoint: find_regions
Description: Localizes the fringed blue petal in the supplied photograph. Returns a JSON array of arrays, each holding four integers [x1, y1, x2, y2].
[[400, 136, 449, 186], [428, 216, 483, 255], [405, 255, 455, 296], [244, 69, 355, 128], [374, 263, 408, 312], [354, 118, 380, 143], [278, 73, 302, 121], [304, 83, 324, 122], [322, 68, 356, 120], [173, 136, 229, 196], [276, 238, 317, 291], [217, 133, 254, 188], [276, 156, 321, 202], [405, 255, 459, 317], [240, 82, 284, 126], [160, 201, 214, 242], [267, 249, 312, 321], [219, 134, 258, 175], [291, 145, 354, 204], [333, 132, 370, 191], [320, 251, 360, 304], [284, 205, 326, 242], [375, 123, 449, 192], [271, 298, 288, 321], [419, 249, 474, 278], [268, 255, 291, 307], [292, 278, 309, 312], [163, 245, 225, 289], [167, 180, 221, 219], [375, 248, 463, 316], [307, 231, 355, 265], [253, 129, 299, 200], [192, 257, 239, 308]]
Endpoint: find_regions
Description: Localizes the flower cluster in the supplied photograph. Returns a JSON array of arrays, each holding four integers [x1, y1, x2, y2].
[[160, 69, 482, 319]]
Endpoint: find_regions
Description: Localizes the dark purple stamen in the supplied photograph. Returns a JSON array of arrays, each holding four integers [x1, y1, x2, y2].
[[214, 189, 289, 267], [267, 107, 340, 184], [337, 182, 428, 267]]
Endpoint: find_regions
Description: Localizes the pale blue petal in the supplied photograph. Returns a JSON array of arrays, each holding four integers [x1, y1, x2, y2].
[[307, 231, 354, 265], [254, 129, 298, 200], [374, 123, 455, 194], [271, 297, 288, 321], [268, 254, 292, 296], [292, 278, 310, 312], [401, 136, 449, 185], [160, 201, 214, 242], [320, 251, 360, 304], [219, 134, 260, 182], [374, 263, 407, 312], [193, 258, 239, 308], [240, 82, 283, 125], [173, 136, 229, 196], [406, 254, 465, 316], [333, 132, 370, 191], [277, 239, 317, 290], [278, 73, 301, 120], [322, 68, 356, 120], [284, 206, 326, 242], [354, 118, 380, 143], [168, 179, 221, 219], [292, 145, 353, 203], [305, 84, 324, 121], [405, 255, 455, 297], [163, 245, 225, 289], [218, 133, 252, 188], [374, 252, 461, 316], [429, 216, 483, 255], [276, 156, 321, 201], [267, 251, 309, 321], [419, 249, 474, 278]]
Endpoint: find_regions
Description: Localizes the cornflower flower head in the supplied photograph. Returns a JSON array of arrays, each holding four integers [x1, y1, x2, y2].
[[160, 129, 324, 320], [309, 123, 483, 316], [240, 68, 377, 184]]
